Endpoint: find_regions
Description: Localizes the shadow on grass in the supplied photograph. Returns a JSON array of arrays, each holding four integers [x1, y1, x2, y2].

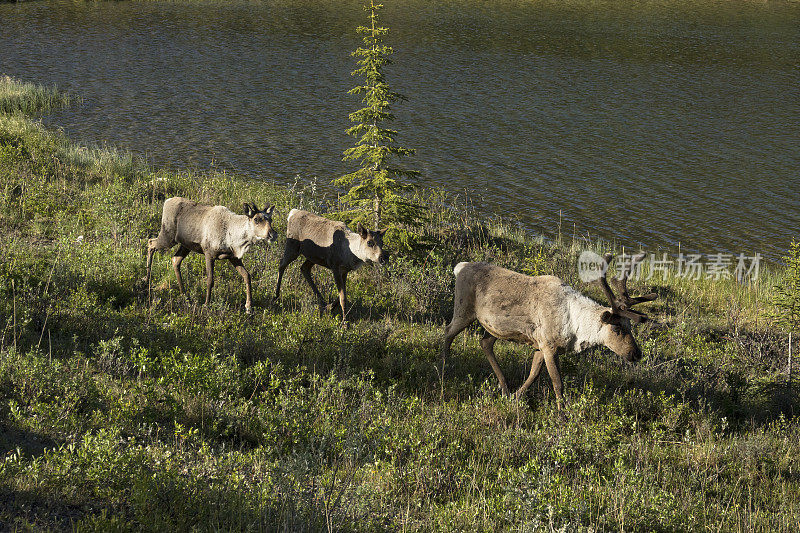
[[0, 475, 351, 532], [561, 347, 798, 428], [0, 487, 93, 532], [0, 422, 58, 458]]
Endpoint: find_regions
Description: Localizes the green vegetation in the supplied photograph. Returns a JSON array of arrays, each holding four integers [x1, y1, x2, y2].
[[0, 76, 78, 116], [769, 241, 800, 334], [1, 79, 799, 531], [767, 240, 800, 384], [335, 0, 422, 248]]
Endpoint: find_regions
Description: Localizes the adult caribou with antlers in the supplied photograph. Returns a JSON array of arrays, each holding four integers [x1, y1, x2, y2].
[[441, 253, 657, 409]]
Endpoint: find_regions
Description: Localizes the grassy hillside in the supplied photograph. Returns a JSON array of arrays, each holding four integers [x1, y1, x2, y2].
[[0, 76, 798, 531]]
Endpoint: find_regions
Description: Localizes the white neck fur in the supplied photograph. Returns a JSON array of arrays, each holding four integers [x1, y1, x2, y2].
[[346, 232, 369, 266], [564, 289, 607, 352]]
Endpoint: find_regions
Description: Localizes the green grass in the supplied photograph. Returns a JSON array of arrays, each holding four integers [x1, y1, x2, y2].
[[0, 78, 798, 531], [0, 76, 77, 116]]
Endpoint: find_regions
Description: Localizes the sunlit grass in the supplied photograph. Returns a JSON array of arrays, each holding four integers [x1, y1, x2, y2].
[[0, 75, 77, 116]]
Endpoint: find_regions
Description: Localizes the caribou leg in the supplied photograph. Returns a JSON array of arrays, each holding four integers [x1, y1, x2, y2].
[[300, 259, 327, 316], [171, 245, 191, 301], [514, 350, 545, 400], [480, 331, 510, 397]]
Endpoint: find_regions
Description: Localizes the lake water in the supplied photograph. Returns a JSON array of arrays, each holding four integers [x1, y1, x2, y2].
[[2, 0, 799, 261]]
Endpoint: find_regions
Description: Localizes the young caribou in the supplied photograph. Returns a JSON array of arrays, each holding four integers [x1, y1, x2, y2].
[[274, 209, 388, 319], [441, 254, 657, 409], [146, 197, 277, 313]]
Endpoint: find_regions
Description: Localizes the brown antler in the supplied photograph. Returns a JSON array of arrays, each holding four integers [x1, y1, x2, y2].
[[594, 253, 658, 323], [610, 253, 658, 308], [595, 253, 620, 314]]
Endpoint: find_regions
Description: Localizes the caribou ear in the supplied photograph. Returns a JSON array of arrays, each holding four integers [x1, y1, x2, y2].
[[357, 222, 369, 239], [600, 311, 614, 324], [243, 203, 254, 217], [265, 205, 275, 216]]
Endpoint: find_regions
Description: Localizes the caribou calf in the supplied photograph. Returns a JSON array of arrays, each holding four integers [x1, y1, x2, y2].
[[146, 197, 277, 313], [274, 209, 388, 318], [442, 254, 657, 409]]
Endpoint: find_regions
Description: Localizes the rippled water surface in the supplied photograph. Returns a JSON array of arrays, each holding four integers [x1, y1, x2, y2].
[[2, 0, 799, 260]]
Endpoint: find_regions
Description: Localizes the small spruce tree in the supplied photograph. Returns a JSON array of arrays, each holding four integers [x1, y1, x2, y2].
[[334, 0, 423, 249], [768, 240, 800, 381]]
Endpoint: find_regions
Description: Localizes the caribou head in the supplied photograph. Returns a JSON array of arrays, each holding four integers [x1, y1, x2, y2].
[[593, 253, 658, 362]]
